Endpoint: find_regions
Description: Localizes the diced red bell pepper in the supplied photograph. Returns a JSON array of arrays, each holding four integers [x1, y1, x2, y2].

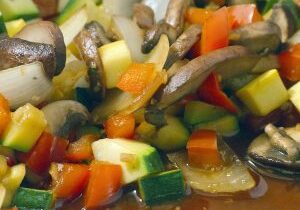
[[279, 43, 300, 81], [198, 73, 238, 113], [105, 113, 135, 139], [65, 135, 97, 162], [50, 163, 90, 199], [228, 4, 263, 29], [17, 132, 69, 175], [84, 161, 122, 209], [201, 7, 229, 55], [185, 7, 213, 26]]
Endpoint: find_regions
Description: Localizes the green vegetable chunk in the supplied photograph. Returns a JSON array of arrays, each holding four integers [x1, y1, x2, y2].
[[138, 169, 185, 205], [56, 0, 87, 25], [0, 0, 39, 21], [184, 101, 228, 125], [13, 188, 53, 210], [193, 115, 240, 137], [92, 138, 164, 184], [0, 12, 7, 34]]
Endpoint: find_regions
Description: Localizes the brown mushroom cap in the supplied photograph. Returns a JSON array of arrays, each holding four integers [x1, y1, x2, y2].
[[14, 21, 66, 76]]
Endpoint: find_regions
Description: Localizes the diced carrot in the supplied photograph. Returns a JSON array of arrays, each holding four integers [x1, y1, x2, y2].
[[201, 7, 229, 55], [198, 72, 238, 113], [105, 113, 135, 139], [117, 63, 156, 95], [0, 93, 10, 136], [84, 161, 122, 209], [185, 7, 213, 26], [50, 163, 89, 199], [65, 135, 97, 162], [187, 130, 223, 168]]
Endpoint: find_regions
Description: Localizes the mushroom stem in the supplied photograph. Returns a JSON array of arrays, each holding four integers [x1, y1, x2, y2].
[[165, 0, 188, 35]]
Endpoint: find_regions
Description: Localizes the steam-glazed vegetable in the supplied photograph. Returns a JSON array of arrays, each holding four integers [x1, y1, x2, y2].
[[1, 1, 300, 209]]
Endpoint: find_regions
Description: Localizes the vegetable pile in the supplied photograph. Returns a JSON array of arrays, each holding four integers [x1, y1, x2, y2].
[[0, 0, 300, 209]]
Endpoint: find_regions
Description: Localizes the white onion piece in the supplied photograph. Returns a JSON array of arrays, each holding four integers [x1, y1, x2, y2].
[[42, 100, 90, 136], [103, 0, 140, 17], [60, 7, 88, 46], [168, 147, 256, 194], [145, 34, 169, 71], [0, 62, 52, 109], [142, 0, 170, 22], [111, 16, 146, 62]]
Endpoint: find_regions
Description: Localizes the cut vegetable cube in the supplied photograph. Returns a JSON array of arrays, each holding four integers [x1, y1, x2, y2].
[[138, 169, 185, 205], [12, 187, 54, 210], [187, 130, 223, 168], [56, 0, 87, 25], [5, 19, 26, 37], [236, 69, 288, 116], [0, 184, 6, 208], [0, 155, 8, 178], [92, 138, 164, 184], [151, 116, 190, 152], [1, 164, 25, 191], [99, 40, 132, 88], [0, 0, 39, 21], [193, 115, 240, 137], [288, 81, 300, 112], [1, 103, 47, 152], [184, 101, 228, 125]]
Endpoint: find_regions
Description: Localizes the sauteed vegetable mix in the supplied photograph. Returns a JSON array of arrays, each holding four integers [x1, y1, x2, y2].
[[0, 0, 300, 209]]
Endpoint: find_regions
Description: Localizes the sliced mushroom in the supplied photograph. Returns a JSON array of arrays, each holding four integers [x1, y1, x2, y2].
[[142, 21, 177, 53], [74, 24, 106, 98], [164, 0, 188, 35], [269, 3, 297, 42], [33, 0, 58, 18], [84, 21, 111, 47], [142, 0, 188, 53], [164, 24, 202, 70], [133, 3, 155, 30], [229, 21, 282, 54], [14, 21, 66, 76], [41, 100, 90, 138], [0, 37, 56, 78], [156, 46, 249, 108]]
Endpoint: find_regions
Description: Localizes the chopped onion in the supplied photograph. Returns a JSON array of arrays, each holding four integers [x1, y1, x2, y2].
[[0, 62, 52, 109], [145, 34, 169, 71], [103, 0, 140, 17], [111, 16, 146, 62], [42, 100, 90, 137], [168, 140, 256, 194], [59, 7, 88, 46], [142, 0, 170, 22]]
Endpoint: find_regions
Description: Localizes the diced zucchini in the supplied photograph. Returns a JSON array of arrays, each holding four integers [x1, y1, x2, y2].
[[1, 164, 26, 191], [151, 116, 190, 152], [136, 121, 157, 140], [0, 0, 39, 21], [56, 0, 87, 25], [5, 19, 26, 37], [92, 138, 164, 184], [2, 103, 47, 152], [138, 169, 185, 205], [288, 81, 300, 113], [0, 12, 6, 34], [184, 101, 228, 125], [98, 40, 132, 88], [236, 69, 288, 116], [13, 187, 54, 210], [193, 115, 240, 137]]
